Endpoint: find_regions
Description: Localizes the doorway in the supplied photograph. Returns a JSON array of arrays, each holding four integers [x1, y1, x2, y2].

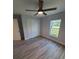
[[13, 15, 25, 40], [13, 18, 21, 40]]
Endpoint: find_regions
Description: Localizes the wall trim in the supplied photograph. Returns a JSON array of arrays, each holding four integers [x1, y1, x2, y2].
[[40, 35, 65, 46]]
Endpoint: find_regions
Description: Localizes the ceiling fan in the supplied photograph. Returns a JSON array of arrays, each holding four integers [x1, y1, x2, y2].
[[25, 0, 57, 15]]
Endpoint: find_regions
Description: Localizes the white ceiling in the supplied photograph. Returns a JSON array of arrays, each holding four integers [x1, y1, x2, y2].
[[13, 0, 65, 17]]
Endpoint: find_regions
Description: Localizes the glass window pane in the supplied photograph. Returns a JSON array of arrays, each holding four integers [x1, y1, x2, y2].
[[50, 19, 61, 38]]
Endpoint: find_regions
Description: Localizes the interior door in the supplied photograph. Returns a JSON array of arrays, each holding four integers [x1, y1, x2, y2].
[[13, 18, 21, 40]]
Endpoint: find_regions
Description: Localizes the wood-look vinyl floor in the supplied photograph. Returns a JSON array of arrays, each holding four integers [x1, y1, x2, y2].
[[13, 37, 65, 59]]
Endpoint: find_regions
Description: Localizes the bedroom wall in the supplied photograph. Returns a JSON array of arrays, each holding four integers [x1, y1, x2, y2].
[[40, 11, 65, 45], [21, 15, 40, 40]]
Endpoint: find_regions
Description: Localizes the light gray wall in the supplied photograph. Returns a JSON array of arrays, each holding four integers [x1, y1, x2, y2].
[[21, 12, 65, 45], [21, 15, 40, 40], [40, 11, 65, 45]]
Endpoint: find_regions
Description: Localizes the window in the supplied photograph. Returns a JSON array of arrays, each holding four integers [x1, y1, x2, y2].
[[49, 19, 61, 38]]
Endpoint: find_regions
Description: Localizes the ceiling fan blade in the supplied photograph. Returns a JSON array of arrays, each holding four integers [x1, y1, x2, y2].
[[25, 9, 37, 11], [43, 12, 47, 15], [43, 8, 57, 11], [34, 13, 38, 15]]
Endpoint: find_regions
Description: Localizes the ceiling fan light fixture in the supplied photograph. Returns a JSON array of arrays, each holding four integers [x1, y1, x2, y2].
[[38, 11, 43, 14]]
